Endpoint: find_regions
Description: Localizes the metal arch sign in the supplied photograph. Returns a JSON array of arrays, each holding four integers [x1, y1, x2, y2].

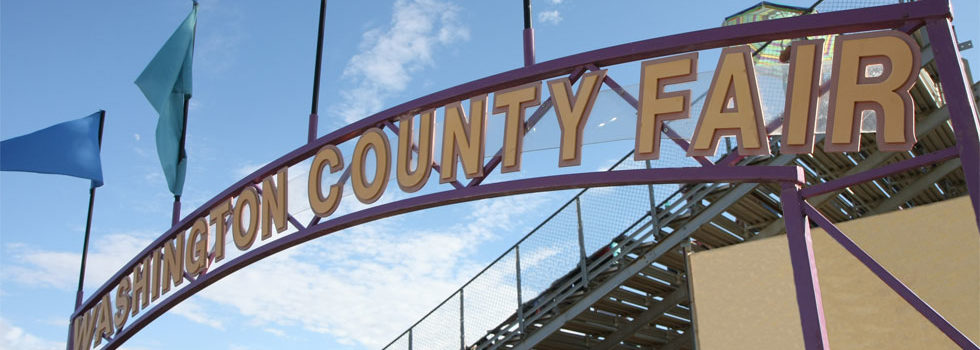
[[68, 1, 979, 350]]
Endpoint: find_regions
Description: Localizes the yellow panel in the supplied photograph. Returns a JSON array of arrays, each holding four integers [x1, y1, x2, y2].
[[689, 236, 804, 349], [690, 196, 980, 349]]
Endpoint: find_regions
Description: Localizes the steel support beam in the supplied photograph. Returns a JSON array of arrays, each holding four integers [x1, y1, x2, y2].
[[804, 203, 980, 349], [926, 17, 980, 233], [511, 178, 772, 350], [869, 158, 962, 215], [781, 183, 829, 350], [755, 103, 957, 239], [800, 147, 959, 199], [592, 286, 689, 350], [659, 327, 694, 350]]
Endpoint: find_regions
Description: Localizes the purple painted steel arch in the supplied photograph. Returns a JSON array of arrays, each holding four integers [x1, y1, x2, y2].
[[89, 166, 804, 349], [69, 1, 980, 349]]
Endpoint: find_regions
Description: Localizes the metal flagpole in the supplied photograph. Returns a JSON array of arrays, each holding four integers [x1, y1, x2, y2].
[[308, 0, 328, 144], [172, 95, 190, 226], [74, 110, 106, 309], [172, 1, 198, 226], [523, 0, 535, 67]]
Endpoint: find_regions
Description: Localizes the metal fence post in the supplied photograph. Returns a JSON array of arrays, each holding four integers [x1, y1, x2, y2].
[[645, 160, 660, 240], [575, 198, 589, 287], [682, 243, 698, 350], [459, 290, 465, 350], [408, 328, 413, 350], [515, 246, 526, 334]]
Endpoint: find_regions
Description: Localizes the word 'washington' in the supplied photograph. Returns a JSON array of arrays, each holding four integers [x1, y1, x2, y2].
[[72, 30, 920, 349]]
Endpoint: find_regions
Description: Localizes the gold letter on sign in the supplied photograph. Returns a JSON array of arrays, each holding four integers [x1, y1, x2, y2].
[[160, 232, 185, 294], [440, 95, 488, 181], [308, 145, 344, 217], [72, 306, 97, 350], [689, 46, 770, 157], [352, 128, 391, 204], [233, 187, 260, 250], [185, 217, 209, 277], [130, 255, 152, 316], [636, 53, 698, 160], [113, 276, 131, 330], [209, 199, 231, 262], [493, 82, 541, 173], [826, 31, 920, 152], [550, 69, 607, 167], [397, 111, 435, 193], [261, 168, 288, 240], [93, 294, 114, 347], [781, 40, 825, 154]]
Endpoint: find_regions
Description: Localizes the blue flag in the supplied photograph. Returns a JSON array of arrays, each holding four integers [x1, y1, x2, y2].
[[136, 4, 196, 196], [1, 112, 104, 187]]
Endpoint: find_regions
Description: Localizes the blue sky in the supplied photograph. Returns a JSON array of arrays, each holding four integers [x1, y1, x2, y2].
[[2, 0, 978, 349]]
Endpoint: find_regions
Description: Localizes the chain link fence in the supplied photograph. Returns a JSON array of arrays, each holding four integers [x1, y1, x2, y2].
[[381, 144, 696, 350]]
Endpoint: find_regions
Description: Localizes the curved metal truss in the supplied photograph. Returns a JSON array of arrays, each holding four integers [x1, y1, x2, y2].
[[69, 1, 979, 349]]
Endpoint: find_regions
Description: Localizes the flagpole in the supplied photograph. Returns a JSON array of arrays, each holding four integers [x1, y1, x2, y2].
[[172, 1, 197, 226], [74, 110, 106, 309], [308, 0, 328, 144], [523, 0, 535, 67], [172, 95, 190, 226]]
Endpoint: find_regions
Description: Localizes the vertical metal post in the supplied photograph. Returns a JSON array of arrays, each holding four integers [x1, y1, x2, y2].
[[522, 0, 535, 67], [515, 246, 526, 334], [308, 0, 328, 143], [575, 198, 589, 287], [408, 328, 413, 350], [172, 2, 197, 223], [172, 195, 181, 226], [65, 314, 74, 350], [76, 180, 98, 307], [459, 290, 465, 350], [68, 110, 106, 350], [172, 94, 191, 226], [925, 17, 980, 233], [75, 110, 106, 310], [645, 160, 660, 240], [682, 244, 700, 350], [780, 182, 829, 350]]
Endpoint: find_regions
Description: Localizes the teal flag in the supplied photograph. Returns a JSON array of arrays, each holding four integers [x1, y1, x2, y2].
[[1, 111, 104, 187], [136, 4, 196, 196]]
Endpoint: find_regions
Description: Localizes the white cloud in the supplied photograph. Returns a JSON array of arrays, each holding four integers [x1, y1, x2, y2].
[[196, 194, 548, 348], [521, 246, 560, 268], [118, 345, 155, 350], [196, 0, 245, 74], [0, 317, 63, 350], [2, 231, 223, 333], [143, 170, 165, 183], [188, 99, 203, 112], [2, 155, 557, 349], [234, 162, 264, 179], [538, 10, 563, 25], [171, 299, 225, 330], [263, 328, 286, 337], [333, 0, 470, 123], [3, 232, 153, 291], [550, 0, 564, 4]]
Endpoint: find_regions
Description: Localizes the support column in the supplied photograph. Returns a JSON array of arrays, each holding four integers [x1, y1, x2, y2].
[[780, 182, 829, 350], [925, 17, 980, 233]]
